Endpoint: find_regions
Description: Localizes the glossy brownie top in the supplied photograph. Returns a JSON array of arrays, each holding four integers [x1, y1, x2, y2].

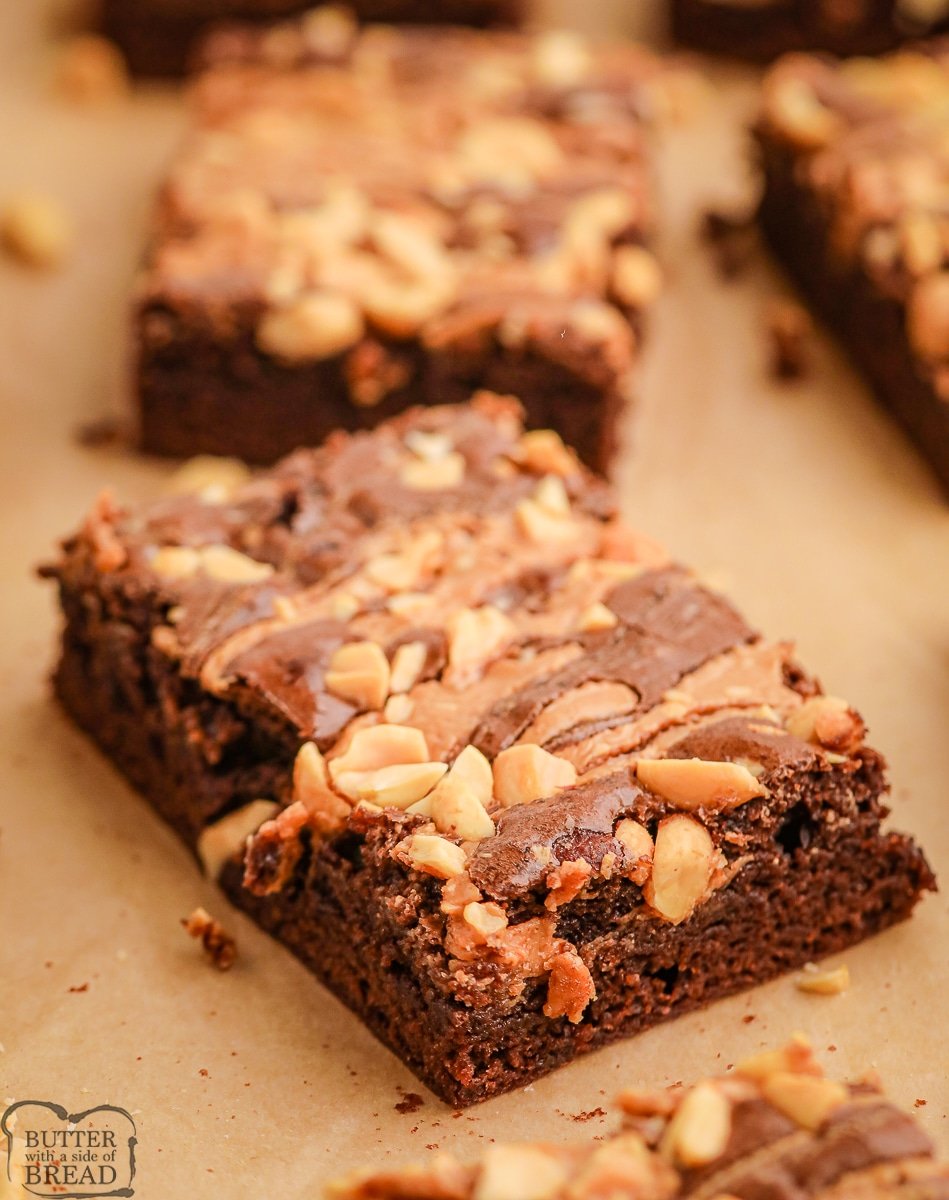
[[758, 41, 949, 383], [53, 395, 885, 1024], [328, 1037, 948, 1200], [140, 5, 660, 391]]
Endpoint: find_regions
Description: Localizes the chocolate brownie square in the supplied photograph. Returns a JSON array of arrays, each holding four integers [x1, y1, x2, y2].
[[134, 10, 659, 469], [756, 42, 949, 494], [43, 397, 934, 1105]]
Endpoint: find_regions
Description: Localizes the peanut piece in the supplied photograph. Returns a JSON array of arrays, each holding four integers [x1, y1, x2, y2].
[[329, 724, 429, 776], [643, 814, 714, 924], [166, 455, 250, 503], [761, 1073, 849, 1131], [612, 245, 663, 308], [151, 545, 201, 580], [355, 761, 447, 808], [257, 292, 364, 362], [636, 757, 767, 811], [399, 833, 467, 880], [389, 641, 428, 694], [513, 428, 578, 477], [786, 696, 864, 754], [200, 544, 274, 584], [446, 605, 517, 683], [578, 601, 618, 632], [736, 1034, 820, 1081], [1, 192, 73, 268], [399, 451, 465, 491], [661, 1082, 732, 1168], [795, 964, 850, 996], [614, 818, 654, 883], [293, 742, 351, 833], [447, 744, 494, 806], [462, 900, 508, 938], [431, 776, 496, 841], [474, 1145, 568, 1200], [493, 744, 577, 808], [197, 799, 280, 879], [325, 640, 390, 711]]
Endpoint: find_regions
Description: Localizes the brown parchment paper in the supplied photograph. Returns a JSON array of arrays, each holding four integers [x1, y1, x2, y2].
[[1, 2, 947, 1197]]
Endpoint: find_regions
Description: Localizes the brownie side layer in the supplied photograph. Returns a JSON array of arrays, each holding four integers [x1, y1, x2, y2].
[[101, 0, 523, 77], [671, 0, 946, 60], [756, 135, 949, 496], [226, 808, 928, 1105], [137, 313, 630, 469]]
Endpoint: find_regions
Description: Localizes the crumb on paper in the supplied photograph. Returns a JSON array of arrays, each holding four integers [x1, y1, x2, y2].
[[766, 298, 813, 381], [700, 206, 757, 279], [795, 963, 850, 996], [53, 34, 129, 103], [68, 982, 89, 993], [182, 906, 238, 971], [394, 1091, 424, 1115], [915, 1098, 927, 1107], [76, 415, 124, 448], [572, 1107, 607, 1123], [1, 193, 73, 269]]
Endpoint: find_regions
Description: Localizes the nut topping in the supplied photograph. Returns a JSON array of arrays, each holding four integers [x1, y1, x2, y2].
[[257, 292, 365, 362], [398, 833, 468, 880], [636, 758, 767, 811], [200, 544, 275, 584], [492, 744, 577, 808], [473, 1145, 568, 1200], [0, 192, 73, 268], [389, 641, 428, 694], [446, 744, 494, 807], [196, 799, 280, 879], [293, 742, 351, 833], [761, 1073, 849, 1131], [612, 245, 663, 309], [151, 545, 202, 580], [578, 601, 618, 632], [660, 1081, 732, 1168], [736, 1033, 820, 1081], [431, 776, 496, 841], [354, 761, 447, 808], [512, 428, 578, 477], [329, 724, 429, 777], [795, 963, 851, 995], [614, 819, 654, 884], [399, 451, 466, 491], [462, 900, 508, 939], [785, 696, 864, 753], [643, 814, 714, 924], [446, 605, 517, 684], [325, 640, 391, 711]]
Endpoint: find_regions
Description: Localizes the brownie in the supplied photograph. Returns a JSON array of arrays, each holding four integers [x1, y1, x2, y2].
[[671, 0, 949, 60], [330, 1037, 949, 1198], [755, 43, 949, 495], [100, 0, 524, 77], [133, 10, 660, 469], [42, 397, 934, 1107]]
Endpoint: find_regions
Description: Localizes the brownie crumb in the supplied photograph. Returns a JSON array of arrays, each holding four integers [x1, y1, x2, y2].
[[700, 207, 757, 279], [572, 1107, 607, 1123], [766, 299, 812, 381], [67, 982, 89, 993], [75, 415, 125, 448], [182, 906, 237, 971], [915, 1099, 927, 1107], [395, 1092, 424, 1115], [742, 1013, 756, 1024]]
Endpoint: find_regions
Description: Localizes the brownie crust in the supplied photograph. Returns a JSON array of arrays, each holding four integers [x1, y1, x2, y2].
[[43, 398, 935, 1106]]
